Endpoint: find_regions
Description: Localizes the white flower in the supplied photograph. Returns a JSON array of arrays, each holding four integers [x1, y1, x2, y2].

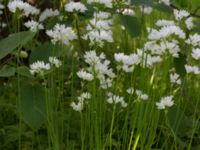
[[127, 87, 135, 94], [122, 8, 135, 16], [185, 65, 200, 74], [94, 11, 111, 19], [24, 20, 44, 32], [173, 9, 189, 21], [30, 61, 50, 76], [170, 73, 181, 85], [7, 0, 40, 16], [155, 20, 175, 27], [136, 90, 148, 100], [77, 70, 94, 81], [185, 17, 193, 30], [49, 56, 62, 68], [156, 96, 174, 109], [65, 2, 87, 13], [107, 94, 127, 107], [159, 0, 170, 6], [148, 25, 186, 40], [87, 0, 112, 8], [46, 24, 77, 45], [140, 6, 152, 14], [191, 48, 200, 60], [186, 34, 200, 47], [71, 92, 91, 112], [39, 8, 59, 22]]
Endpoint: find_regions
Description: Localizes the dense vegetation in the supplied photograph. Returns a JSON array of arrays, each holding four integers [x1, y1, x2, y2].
[[0, 0, 200, 149]]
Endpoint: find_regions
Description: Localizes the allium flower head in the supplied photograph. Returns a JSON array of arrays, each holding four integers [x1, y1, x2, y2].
[[65, 2, 87, 13], [30, 61, 50, 76], [156, 96, 174, 109], [46, 24, 77, 45], [24, 20, 44, 32], [8, 0, 40, 16], [77, 70, 94, 81], [87, 0, 112, 8], [39, 8, 59, 22], [49, 56, 62, 68]]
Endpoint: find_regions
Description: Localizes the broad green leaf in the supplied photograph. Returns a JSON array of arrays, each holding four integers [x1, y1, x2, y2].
[[29, 42, 64, 64], [19, 81, 46, 130], [119, 15, 142, 37], [0, 65, 16, 77], [17, 66, 32, 78], [0, 31, 35, 60], [153, 3, 173, 13]]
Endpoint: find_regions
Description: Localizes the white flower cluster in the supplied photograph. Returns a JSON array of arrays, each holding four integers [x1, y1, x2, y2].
[[83, 11, 113, 47], [77, 70, 94, 81], [186, 34, 200, 47], [71, 92, 91, 112], [80, 50, 115, 89], [87, 0, 112, 8], [170, 73, 181, 85], [185, 65, 200, 74], [7, 0, 40, 16], [156, 96, 174, 109], [30, 56, 62, 76], [30, 61, 50, 76], [0, 2, 4, 15], [127, 88, 148, 101], [39, 8, 59, 22], [173, 9, 189, 21], [24, 20, 44, 32], [114, 53, 141, 72], [122, 8, 135, 16], [191, 48, 200, 60], [107, 93, 127, 108], [65, 2, 87, 13], [140, 6, 152, 15], [46, 24, 77, 45]]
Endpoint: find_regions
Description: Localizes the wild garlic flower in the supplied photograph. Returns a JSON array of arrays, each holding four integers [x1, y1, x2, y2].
[[77, 70, 94, 81], [114, 53, 141, 72], [70, 92, 91, 112], [0, 3, 4, 15], [7, 0, 40, 16], [191, 48, 200, 60], [156, 96, 174, 109], [155, 20, 175, 27], [122, 8, 135, 16], [83, 12, 113, 47], [87, 0, 112, 8], [170, 73, 181, 85], [173, 9, 190, 21], [107, 94, 127, 108], [185, 17, 193, 30], [46, 24, 77, 45], [24, 20, 44, 32], [140, 6, 152, 15], [39, 8, 59, 22], [65, 2, 87, 13], [49, 57, 62, 68], [148, 25, 186, 40], [82, 50, 115, 89], [186, 34, 200, 47], [136, 90, 149, 100], [30, 61, 50, 76], [185, 65, 200, 74]]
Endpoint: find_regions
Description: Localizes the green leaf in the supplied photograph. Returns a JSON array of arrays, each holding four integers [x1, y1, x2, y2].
[[119, 15, 142, 37], [0, 65, 16, 77], [29, 42, 64, 64], [19, 81, 47, 130], [17, 66, 32, 78], [153, 3, 173, 13], [0, 31, 35, 60]]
